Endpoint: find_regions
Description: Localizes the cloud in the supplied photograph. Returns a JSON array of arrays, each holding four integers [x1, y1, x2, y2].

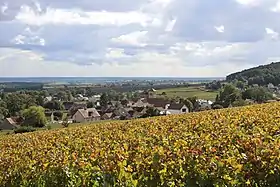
[[165, 18, 176, 32], [1, 3, 8, 14], [1, 0, 280, 77], [265, 28, 279, 40], [15, 5, 155, 27], [215, 25, 225, 33], [111, 31, 148, 47]]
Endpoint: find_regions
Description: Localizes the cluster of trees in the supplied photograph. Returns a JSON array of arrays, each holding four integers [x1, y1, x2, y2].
[[205, 81, 223, 90], [0, 92, 45, 118], [226, 62, 280, 86], [214, 84, 273, 108]]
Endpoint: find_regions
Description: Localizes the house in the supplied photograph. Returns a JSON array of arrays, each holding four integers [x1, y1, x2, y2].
[[268, 83, 275, 90], [44, 96, 52, 103], [72, 108, 100, 123], [69, 102, 87, 112], [0, 117, 20, 130], [144, 98, 189, 115], [101, 113, 113, 120], [112, 107, 129, 118], [145, 98, 170, 108], [89, 95, 101, 103], [166, 103, 189, 114], [76, 94, 89, 101], [197, 99, 213, 109], [156, 103, 188, 115], [63, 102, 75, 110], [128, 98, 152, 108]]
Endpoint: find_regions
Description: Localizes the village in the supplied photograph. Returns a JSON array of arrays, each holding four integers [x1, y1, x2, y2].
[[1, 77, 279, 133], [0, 86, 214, 131]]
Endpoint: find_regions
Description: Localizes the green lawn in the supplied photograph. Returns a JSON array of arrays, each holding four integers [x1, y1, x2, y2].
[[155, 86, 218, 101]]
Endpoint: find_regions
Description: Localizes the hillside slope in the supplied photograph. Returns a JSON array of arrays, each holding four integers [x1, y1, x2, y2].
[[1, 103, 280, 186], [226, 62, 280, 85]]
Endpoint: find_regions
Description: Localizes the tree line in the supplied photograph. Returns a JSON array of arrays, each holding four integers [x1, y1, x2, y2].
[[226, 62, 280, 86]]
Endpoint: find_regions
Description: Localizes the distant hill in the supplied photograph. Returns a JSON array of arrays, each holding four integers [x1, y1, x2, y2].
[[226, 62, 280, 85]]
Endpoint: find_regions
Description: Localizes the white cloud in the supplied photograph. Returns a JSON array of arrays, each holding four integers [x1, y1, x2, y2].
[[111, 31, 148, 47], [265, 28, 279, 40], [1, 3, 8, 14], [15, 5, 157, 27], [165, 19, 176, 32], [105, 48, 129, 59], [214, 25, 225, 33], [11, 27, 45, 46], [0, 48, 243, 77], [2, 0, 280, 77], [235, 0, 268, 7]]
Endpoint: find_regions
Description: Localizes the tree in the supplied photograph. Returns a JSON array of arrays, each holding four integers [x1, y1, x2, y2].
[[100, 93, 110, 107], [4, 93, 37, 116], [183, 99, 194, 112], [206, 81, 222, 90], [121, 99, 129, 106], [216, 84, 241, 107], [242, 87, 273, 103], [86, 101, 95, 108], [232, 99, 249, 107], [22, 106, 47, 127], [35, 95, 45, 106], [187, 97, 200, 111], [141, 107, 160, 118], [44, 101, 64, 111], [0, 100, 8, 119], [53, 111, 63, 118], [66, 90, 74, 101]]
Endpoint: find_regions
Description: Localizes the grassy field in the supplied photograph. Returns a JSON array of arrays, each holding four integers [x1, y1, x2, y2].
[[156, 86, 218, 101]]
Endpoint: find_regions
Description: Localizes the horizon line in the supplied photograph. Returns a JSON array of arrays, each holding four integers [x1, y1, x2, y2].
[[0, 76, 225, 78]]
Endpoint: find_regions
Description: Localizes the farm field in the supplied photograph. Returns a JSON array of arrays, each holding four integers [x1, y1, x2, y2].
[[1, 102, 280, 186], [155, 86, 218, 101]]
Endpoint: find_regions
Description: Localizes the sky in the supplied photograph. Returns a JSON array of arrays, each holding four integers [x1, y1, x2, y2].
[[1, 0, 280, 77]]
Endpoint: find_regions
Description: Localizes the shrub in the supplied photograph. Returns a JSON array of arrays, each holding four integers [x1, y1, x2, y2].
[[53, 111, 63, 118], [14, 126, 36, 134], [212, 104, 224, 109], [46, 125, 52, 130]]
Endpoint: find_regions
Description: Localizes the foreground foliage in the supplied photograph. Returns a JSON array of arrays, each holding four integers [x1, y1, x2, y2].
[[1, 103, 280, 186]]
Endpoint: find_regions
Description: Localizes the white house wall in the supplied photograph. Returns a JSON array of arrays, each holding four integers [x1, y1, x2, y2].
[[73, 111, 86, 123]]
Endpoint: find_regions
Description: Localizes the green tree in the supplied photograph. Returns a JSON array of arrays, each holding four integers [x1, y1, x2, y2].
[[22, 106, 47, 127], [56, 91, 68, 101], [217, 84, 241, 107], [187, 97, 200, 111], [0, 100, 8, 119], [232, 99, 249, 107], [141, 107, 160, 118], [242, 87, 273, 103], [235, 80, 246, 90], [44, 101, 64, 111], [4, 93, 37, 116], [35, 95, 45, 106], [100, 93, 110, 107], [86, 101, 95, 108], [65, 90, 74, 101], [183, 99, 194, 112]]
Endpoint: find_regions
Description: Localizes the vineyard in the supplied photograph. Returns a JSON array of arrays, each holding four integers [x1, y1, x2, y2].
[[1, 103, 280, 186]]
